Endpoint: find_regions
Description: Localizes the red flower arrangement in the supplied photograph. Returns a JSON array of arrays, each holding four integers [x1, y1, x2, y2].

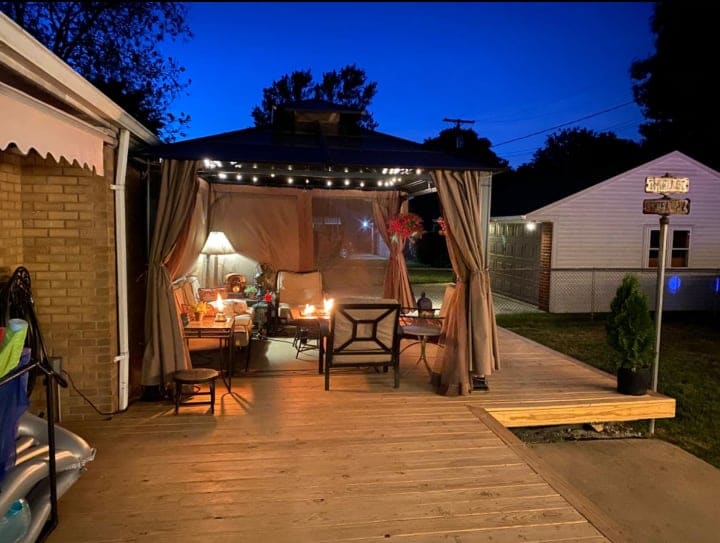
[[387, 212, 424, 244], [435, 217, 448, 236]]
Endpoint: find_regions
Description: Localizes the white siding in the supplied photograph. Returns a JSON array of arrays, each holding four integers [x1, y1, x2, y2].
[[527, 152, 720, 270]]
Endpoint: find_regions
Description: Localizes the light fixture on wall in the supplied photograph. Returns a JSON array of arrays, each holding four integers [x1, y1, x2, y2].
[[200, 231, 236, 287]]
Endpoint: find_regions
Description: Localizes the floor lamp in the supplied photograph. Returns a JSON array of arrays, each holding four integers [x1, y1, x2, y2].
[[200, 231, 236, 287]]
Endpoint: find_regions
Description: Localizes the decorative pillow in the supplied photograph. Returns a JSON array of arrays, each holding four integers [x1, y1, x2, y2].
[[197, 287, 226, 302]]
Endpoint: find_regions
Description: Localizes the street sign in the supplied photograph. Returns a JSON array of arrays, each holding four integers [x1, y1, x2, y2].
[[645, 176, 690, 194], [642, 197, 690, 215]]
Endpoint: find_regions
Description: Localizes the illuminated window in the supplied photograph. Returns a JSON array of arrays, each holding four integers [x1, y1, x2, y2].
[[648, 229, 690, 268]]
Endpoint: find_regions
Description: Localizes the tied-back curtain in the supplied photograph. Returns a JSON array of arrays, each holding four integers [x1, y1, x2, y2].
[[141, 160, 201, 388], [431, 169, 500, 396], [373, 194, 415, 308]]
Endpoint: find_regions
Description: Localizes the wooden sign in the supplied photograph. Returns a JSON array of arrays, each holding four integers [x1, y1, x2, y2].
[[645, 176, 689, 194], [642, 197, 690, 215]]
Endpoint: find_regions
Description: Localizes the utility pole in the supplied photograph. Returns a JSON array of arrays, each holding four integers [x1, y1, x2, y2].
[[443, 118, 475, 150]]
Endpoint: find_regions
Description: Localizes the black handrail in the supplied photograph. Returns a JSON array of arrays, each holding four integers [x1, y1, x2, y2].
[[0, 267, 68, 541]]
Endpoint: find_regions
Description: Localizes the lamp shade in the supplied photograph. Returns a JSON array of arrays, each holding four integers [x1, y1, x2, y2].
[[201, 231, 236, 255]]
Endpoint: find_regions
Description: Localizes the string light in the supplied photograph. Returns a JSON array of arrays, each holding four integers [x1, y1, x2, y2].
[[201, 162, 433, 191]]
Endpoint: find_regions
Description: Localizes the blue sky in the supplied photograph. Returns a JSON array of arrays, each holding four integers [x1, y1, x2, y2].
[[166, 2, 655, 168]]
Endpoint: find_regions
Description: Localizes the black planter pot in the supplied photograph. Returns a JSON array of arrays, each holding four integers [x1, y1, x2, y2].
[[617, 367, 651, 395]]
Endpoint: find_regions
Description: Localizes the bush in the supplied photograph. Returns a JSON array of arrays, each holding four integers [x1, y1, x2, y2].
[[606, 274, 655, 372]]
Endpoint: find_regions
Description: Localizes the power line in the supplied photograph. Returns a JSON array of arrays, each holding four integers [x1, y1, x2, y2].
[[491, 101, 636, 148]]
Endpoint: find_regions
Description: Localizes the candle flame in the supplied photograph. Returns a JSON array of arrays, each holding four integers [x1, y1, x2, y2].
[[302, 304, 315, 316], [323, 298, 334, 313], [214, 293, 224, 311]]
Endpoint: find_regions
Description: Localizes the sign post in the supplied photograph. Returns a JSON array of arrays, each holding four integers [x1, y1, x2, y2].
[[642, 174, 690, 435]]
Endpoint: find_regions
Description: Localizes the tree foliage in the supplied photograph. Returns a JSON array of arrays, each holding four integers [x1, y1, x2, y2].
[[606, 274, 655, 372], [523, 128, 646, 182], [0, 2, 193, 141], [251, 64, 378, 129], [491, 127, 646, 216], [422, 128, 509, 169], [631, 1, 718, 169]]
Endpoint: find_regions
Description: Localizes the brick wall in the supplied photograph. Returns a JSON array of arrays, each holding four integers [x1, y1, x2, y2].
[[538, 222, 553, 312], [1, 147, 118, 421], [0, 151, 23, 268]]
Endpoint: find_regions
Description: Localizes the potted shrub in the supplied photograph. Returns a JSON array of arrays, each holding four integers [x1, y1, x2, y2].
[[605, 274, 655, 395]]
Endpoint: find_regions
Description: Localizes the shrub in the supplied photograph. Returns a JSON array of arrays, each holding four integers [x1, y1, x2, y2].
[[606, 274, 655, 372]]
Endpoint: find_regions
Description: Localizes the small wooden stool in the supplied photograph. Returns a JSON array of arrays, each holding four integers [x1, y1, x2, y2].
[[172, 368, 220, 414]]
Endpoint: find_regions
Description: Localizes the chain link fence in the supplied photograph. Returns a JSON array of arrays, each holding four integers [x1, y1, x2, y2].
[[507, 268, 720, 314]]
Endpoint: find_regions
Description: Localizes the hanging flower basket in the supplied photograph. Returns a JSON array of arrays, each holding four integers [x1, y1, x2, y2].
[[387, 213, 424, 244], [434, 216, 448, 236]]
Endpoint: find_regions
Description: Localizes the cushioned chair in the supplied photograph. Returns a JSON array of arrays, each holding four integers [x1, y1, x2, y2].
[[275, 270, 325, 322], [275, 270, 326, 352], [323, 298, 401, 390]]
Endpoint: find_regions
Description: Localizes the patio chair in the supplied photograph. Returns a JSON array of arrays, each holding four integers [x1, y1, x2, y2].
[[323, 299, 401, 390], [398, 284, 455, 373], [275, 269, 326, 349], [275, 270, 325, 322]]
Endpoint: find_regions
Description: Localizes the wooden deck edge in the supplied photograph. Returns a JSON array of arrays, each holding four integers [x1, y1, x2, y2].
[[486, 397, 676, 428], [468, 406, 629, 543], [498, 327, 640, 381]]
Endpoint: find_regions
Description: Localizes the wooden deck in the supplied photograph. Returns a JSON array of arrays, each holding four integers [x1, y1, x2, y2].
[[46, 328, 675, 542]]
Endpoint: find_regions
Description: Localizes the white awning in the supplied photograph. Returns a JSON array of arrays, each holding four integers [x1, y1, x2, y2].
[[0, 82, 112, 175]]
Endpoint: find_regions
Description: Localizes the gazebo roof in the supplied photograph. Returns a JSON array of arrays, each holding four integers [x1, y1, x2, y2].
[[136, 101, 498, 195]]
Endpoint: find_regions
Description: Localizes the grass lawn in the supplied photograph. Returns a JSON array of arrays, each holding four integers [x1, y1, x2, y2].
[[406, 262, 454, 284], [495, 311, 720, 469]]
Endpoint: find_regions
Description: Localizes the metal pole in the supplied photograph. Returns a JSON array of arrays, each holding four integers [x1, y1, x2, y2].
[[649, 214, 669, 435]]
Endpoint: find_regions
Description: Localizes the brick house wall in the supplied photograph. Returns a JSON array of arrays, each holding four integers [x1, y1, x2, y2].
[[1, 146, 118, 421], [537, 222, 553, 312]]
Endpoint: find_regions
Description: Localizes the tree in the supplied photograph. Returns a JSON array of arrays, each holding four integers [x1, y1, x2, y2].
[[251, 64, 378, 130], [491, 128, 646, 216], [631, 1, 719, 169], [524, 127, 645, 183], [0, 2, 192, 141], [422, 128, 509, 170]]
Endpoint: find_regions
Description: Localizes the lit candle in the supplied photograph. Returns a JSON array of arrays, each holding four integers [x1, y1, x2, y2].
[[214, 294, 226, 321], [302, 304, 315, 316], [323, 298, 334, 314]]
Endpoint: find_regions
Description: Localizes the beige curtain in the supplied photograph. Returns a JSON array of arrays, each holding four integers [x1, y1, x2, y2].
[[209, 184, 313, 271], [374, 194, 415, 308], [141, 160, 201, 388], [431, 170, 500, 395], [177, 180, 210, 277]]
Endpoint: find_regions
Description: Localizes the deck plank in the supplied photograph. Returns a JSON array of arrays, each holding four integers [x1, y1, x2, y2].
[[44, 326, 677, 542]]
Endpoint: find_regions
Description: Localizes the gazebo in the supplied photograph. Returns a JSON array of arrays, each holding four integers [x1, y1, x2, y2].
[[136, 100, 501, 397]]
